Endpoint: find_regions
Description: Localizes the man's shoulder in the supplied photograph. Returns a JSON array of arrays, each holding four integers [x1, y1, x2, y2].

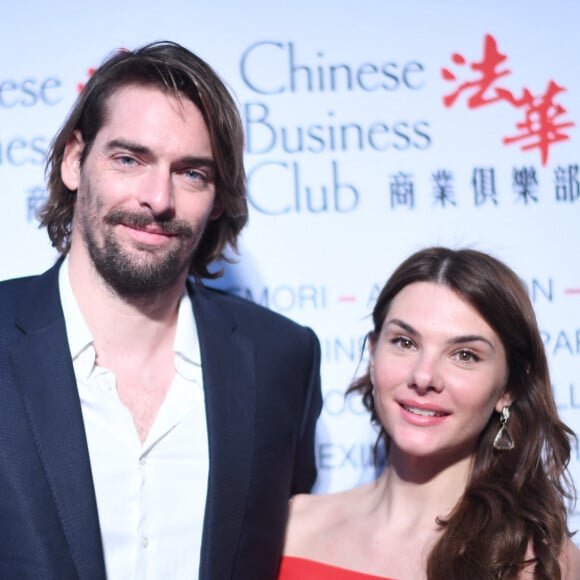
[[0, 261, 58, 295], [0, 274, 37, 287], [0, 265, 59, 320], [0, 274, 38, 306], [0, 274, 42, 344]]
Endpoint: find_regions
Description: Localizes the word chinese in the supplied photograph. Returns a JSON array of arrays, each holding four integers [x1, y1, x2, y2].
[[0, 77, 62, 108], [240, 41, 426, 95]]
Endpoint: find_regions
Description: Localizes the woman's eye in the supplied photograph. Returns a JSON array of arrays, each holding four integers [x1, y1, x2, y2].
[[456, 350, 479, 363], [393, 336, 414, 349]]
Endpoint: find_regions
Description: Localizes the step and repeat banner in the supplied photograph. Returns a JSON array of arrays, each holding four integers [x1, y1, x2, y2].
[[2, 0, 579, 531]]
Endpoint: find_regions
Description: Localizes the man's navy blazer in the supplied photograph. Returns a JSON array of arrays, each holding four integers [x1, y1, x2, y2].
[[0, 261, 322, 580]]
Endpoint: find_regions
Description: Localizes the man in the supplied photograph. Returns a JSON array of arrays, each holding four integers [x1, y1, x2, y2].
[[0, 41, 322, 580]]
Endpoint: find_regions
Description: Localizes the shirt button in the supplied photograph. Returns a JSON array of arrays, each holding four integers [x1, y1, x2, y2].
[[141, 536, 149, 548]]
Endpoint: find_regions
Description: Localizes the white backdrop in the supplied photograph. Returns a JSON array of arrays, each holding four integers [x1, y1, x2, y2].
[[2, 0, 579, 535]]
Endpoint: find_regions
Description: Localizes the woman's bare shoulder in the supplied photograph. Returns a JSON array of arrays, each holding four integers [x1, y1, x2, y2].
[[520, 537, 580, 579], [561, 537, 580, 580], [287, 488, 357, 528], [284, 484, 372, 556]]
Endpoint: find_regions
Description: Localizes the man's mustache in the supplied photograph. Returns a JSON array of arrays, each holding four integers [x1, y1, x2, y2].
[[104, 210, 194, 237]]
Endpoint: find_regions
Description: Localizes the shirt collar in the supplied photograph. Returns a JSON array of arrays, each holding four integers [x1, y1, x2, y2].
[[59, 257, 95, 378], [58, 258, 201, 381], [174, 284, 202, 380]]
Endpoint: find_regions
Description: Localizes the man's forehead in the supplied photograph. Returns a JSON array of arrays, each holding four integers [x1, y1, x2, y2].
[[102, 83, 201, 121]]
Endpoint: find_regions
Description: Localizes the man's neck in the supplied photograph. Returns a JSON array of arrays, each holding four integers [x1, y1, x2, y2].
[[64, 250, 191, 443], [65, 248, 187, 362]]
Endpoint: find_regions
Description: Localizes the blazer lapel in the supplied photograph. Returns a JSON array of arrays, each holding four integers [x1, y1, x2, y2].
[[10, 263, 106, 580], [191, 285, 256, 580]]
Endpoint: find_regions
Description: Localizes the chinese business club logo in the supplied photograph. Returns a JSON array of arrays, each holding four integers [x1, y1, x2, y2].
[[442, 33, 575, 166]]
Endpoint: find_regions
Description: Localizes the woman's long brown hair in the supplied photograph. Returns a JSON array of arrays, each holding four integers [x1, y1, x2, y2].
[[348, 247, 576, 579]]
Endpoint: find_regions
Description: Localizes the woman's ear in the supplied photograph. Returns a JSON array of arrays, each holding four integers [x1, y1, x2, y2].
[[495, 391, 515, 414], [368, 332, 376, 384], [61, 130, 85, 191]]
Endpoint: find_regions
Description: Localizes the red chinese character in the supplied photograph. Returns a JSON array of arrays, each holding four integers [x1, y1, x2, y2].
[[442, 34, 514, 108], [77, 67, 96, 93], [442, 34, 576, 165], [503, 81, 575, 165]]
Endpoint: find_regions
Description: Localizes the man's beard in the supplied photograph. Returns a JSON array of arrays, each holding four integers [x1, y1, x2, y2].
[[83, 209, 197, 298]]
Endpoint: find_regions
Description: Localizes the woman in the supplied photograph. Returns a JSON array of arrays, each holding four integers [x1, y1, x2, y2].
[[280, 247, 580, 579]]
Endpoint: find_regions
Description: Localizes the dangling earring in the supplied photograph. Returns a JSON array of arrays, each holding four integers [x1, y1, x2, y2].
[[493, 405, 514, 450]]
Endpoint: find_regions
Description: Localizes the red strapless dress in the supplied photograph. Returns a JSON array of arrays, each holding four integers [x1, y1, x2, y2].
[[278, 556, 395, 579]]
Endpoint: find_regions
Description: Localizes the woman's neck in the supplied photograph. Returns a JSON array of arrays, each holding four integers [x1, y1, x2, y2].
[[367, 451, 473, 531]]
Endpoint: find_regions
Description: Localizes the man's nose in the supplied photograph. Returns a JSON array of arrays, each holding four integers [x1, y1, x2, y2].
[[137, 168, 175, 216]]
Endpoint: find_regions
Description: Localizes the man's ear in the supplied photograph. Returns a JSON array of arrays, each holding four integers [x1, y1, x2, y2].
[[61, 130, 85, 191], [209, 202, 223, 220]]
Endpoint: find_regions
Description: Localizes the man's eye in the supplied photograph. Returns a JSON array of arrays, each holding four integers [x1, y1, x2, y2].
[[184, 169, 205, 180], [116, 155, 136, 166]]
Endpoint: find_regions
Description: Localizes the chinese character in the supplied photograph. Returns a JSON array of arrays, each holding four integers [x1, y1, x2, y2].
[[26, 187, 48, 222], [512, 166, 538, 204], [472, 168, 498, 206], [503, 81, 575, 166], [442, 34, 575, 166], [389, 172, 415, 209], [442, 34, 512, 109], [554, 164, 580, 203], [77, 67, 96, 93], [432, 169, 457, 207]]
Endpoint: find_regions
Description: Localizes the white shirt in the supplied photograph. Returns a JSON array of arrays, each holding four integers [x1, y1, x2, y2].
[[59, 260, 209, 579]]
